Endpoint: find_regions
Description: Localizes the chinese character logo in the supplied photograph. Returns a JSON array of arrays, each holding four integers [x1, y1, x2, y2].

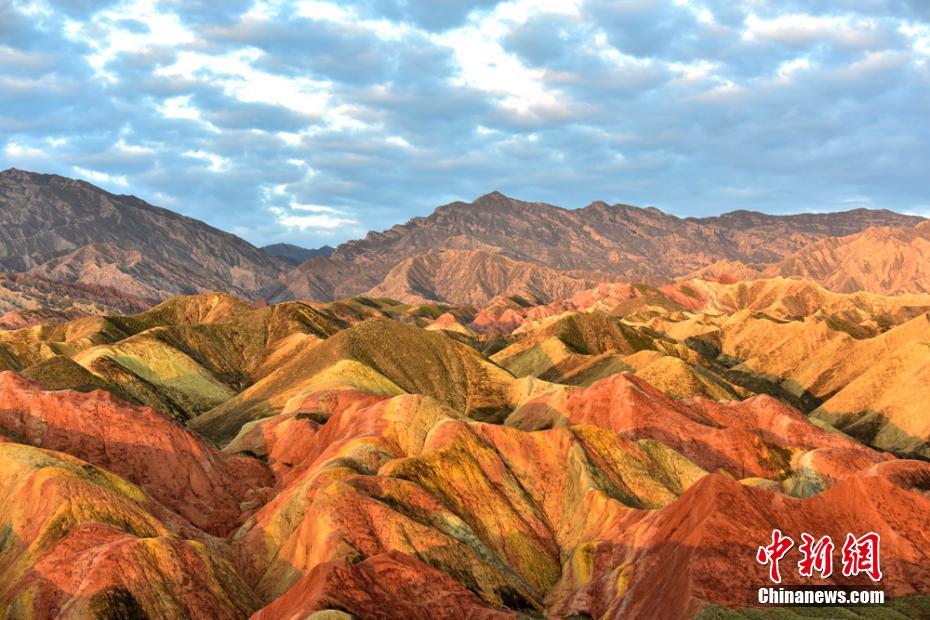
[[756, 529, 794, 584], [758, 530, 882, 583], [798, 533, 834, 578], [841, 532, 883, 582]]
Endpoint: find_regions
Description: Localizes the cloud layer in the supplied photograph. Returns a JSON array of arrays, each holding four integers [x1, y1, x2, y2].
[[2, 0, 929, 246]]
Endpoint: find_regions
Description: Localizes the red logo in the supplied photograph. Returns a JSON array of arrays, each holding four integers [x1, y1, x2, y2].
[[841, 532, 883, 582], [758, 530, 882, 583], [798, 533, 834, 578], [756, 529, 794, 583]]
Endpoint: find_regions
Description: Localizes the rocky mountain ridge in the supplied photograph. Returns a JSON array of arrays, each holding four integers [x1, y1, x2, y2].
[[275, 191, 924, 303]]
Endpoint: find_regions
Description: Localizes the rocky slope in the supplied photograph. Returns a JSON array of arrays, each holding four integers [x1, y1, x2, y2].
[[766, 221, 930, 294], [690, 221, 930, 296], [367, 249, 604, 306], [0, 272, 151, 328], [0, 169, 284, 306], [274, 191, 922, 302]]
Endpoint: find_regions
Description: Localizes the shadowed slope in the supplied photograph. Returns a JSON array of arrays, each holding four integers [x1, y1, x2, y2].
[[191, 317, 515, 445], [0, 169, 284, 304]]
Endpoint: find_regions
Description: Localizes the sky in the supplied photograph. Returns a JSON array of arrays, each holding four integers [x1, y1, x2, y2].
[[2, 0, 929, 248]]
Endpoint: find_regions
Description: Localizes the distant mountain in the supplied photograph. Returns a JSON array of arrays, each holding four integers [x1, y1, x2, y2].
[[367, 249, 604, 306], [689, 222, 930, 295], [0, 169, 285, 308], [271, 191, 923, 303], [4, 171, 926, 310], [766, 222, 930, 294], [261, 242, 335, 265], [0, 272, 152, 329]]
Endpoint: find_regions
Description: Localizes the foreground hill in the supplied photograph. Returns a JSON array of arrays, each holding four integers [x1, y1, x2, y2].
[[0, 169, 284, 307], [273, 191, 922, 303], [3, 283, 930, 617]]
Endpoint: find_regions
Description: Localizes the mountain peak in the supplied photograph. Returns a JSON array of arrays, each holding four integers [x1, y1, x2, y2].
[[1, 167, 43, 181], [471, 190, 516, 206], [477, 190, 509, 200], [0, 170, 282, 303]]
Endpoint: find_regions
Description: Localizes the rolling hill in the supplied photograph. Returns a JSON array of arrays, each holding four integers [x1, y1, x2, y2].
[[2, 281, 930, 618]]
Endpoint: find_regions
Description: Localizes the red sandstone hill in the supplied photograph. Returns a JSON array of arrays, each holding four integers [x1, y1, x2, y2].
[[0, 372, 272, 535], [3, 290, 930, 617]]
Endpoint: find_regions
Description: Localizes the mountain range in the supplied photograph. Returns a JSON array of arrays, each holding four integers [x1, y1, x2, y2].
[[1, 169, 926, 322], [260, 243, 335, 265], [0, 169, 283, 314], [272, 191, 924, 303]]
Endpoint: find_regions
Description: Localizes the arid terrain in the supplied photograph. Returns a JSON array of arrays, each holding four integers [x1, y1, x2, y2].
[[2, 170, 925, 321], [2, 170, 930, 618]]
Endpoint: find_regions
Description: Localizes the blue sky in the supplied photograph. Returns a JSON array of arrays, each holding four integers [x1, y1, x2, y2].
[[2, 0, 929, 247]]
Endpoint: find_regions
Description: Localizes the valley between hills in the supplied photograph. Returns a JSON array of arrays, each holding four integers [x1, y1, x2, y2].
[[2, 169, 930, 619]]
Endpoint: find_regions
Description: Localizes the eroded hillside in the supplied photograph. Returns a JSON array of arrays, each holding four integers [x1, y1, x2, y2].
[[2, 281, 930, 619]]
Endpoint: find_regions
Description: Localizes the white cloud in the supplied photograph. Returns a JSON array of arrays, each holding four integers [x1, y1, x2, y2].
[[10, 0, 53, 19], [63, 0, 196, 80], [901, 22, 930, 58], [775, 56, 812, 81], [743, 14, 882, 49], [5, 142, 46, 159], [294, 1, 411, 39], [295, 1, 353, 23], [183, 150, 231, 172], [160, 96, 203, 121], [115, 139, 154, 156], [385, 135, 412, 149], [290, 202, 339, 213], [153, 191, 177, 206], [439, 1, 580, 115], [156, 49, 369, 131], [72, 166, 129, 186], [277, 213, 358, 229]]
